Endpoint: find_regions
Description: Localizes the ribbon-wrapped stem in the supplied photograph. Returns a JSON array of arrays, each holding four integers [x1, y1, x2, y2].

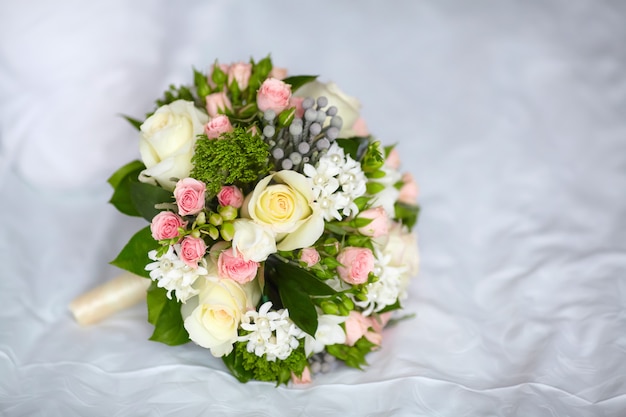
[[69, 272, 150, 325]]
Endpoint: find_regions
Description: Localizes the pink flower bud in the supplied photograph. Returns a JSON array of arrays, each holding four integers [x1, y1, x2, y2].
[[357, 206, 389, 238], [217, 247, 259, 284], [398, 172, 419, 205], [150, 211, 186, 241], [385, 148, 401, 170], [299, 247, 320, 267], [227, 62, 252, 89], [179, 236, 207, 269], [257, 78, 291, 114], [217, 185, 244, 208], [205, 91, 233, 118], [204, 115, 233, 139], [336, 247, 375, 285]]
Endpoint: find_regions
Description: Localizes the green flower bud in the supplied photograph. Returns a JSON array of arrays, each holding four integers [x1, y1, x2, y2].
[[320, 300, 339, 315], [208, 225, 220, 240], [209, 212, 223, 226], [195, 211, 207, 225], [220, 221, 235, 241], [341, 296, 354, 311], [191, 229, 201, 238], [218, 205, 238, 221]]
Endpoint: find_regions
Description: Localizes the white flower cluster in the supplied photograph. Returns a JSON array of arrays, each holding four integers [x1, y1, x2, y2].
[[238, 302, 305, 361], [304, 143, 367, 221], [145, 246, 206, 303], [354, 248, 407, 316]]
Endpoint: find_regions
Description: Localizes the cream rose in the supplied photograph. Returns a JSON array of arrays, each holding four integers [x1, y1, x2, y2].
[[232, 219, 277, 262], [242, 170, 324, 251], [294, 81, 361, 137], [182, 278, 251, 357], [138, 100, 209, 190], [376, 221, 420, 290]]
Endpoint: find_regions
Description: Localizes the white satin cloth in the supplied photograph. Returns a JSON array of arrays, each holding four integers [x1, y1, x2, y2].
[[1, 1, 625, 416]]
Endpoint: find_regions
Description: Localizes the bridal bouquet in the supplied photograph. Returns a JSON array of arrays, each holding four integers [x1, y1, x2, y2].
[[106, 56, 420, 385]]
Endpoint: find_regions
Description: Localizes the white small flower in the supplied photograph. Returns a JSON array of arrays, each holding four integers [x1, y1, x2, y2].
[[303, 314, 347, 357], [238, 302, 304, 361], [145, 246, 207, 303], [353, 248, 406, 315]]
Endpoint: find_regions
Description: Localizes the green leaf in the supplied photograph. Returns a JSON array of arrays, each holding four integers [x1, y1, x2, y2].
[[278, 282, 319, 337], [121, 115, 143, 131], [394, 202, 420, 230], [350, 217, 373, 228], [254, 55, 273, 81], [282, 75, 318, 91], [146, 281, 190, 346], [130, 181, 174, 222], [324, 222, 347, 236], [211, 61, 227, 90], [108, 160, 145, 189], [277, 107, 295, 127], [268, 255, 336, 296], [366, 181, 386, 195], [335, 137, 370, 159], [194, 67, 211, 99], [110, 226, 160, 278], [222, 349, 253, 383], [108, 160, 146, 217]]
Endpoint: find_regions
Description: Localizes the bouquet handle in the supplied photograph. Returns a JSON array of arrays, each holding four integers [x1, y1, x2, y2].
[[69, 272, 150, 325]]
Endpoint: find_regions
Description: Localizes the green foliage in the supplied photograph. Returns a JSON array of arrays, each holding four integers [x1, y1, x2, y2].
[[121, 115, 143, 131], [190, 127, 270, 195], [193, 67, 211, 100], [326, 336, 377, 369], [155, 84, 195, 107], [282, 75, 318, 91], [394, 202, 420, 230], [265, 255, 336, 337], [129, 181, 173, 222], [335, 137, 370, 159], [223, 341, 308, 385], [108, 160, 146, 217], [146, 281, 190, 345], [110, 226, 160, 278], [361, 141, 385, 173]]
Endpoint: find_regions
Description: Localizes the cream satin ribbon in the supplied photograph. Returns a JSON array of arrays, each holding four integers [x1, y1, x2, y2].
[[69, 272, 151, 325]]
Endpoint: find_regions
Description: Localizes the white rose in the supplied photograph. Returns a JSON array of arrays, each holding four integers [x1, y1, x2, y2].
[[303, 314, 347, 357], [294, 81, 361, 137], [181, 278, 252, 357], [232, 219, 277, 262], [138, 100, 209, 190], [242, 170, 324, 251]]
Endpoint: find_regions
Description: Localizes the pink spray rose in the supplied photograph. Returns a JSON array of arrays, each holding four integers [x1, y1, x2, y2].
[[289, 96, 305, 118], [385, 148, 401, 170], [357, 206, 389, 238], [344, 311, 382, 346], [179, 236, 207, 269], [217, 247, 259, 284], [205, 91, 233, 118], [291, 366, 312, 385], [257, 78, 291, 114], [227, 62, 252, 89], [174, 178, 206, 216], [150, 211, 186, 241], [217, 185, 244, 208], [299, 247, 320, 267], [269, 66, 288, 80], [336, 247, 375, 285], [351, 117, 369, 137], [204, 115, 233, 139], [398, 172, 419, 205]]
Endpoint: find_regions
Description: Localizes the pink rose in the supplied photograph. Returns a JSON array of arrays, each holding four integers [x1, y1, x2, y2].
[[174, 178, 206, 216], [357, 206, 389, 238], [179, 236, 207, 269], [344, 311, 385, 346], [398, 172, 419, 205], [385, 148, 401, 170], [227, 62, 252, 89], [217, 247, 259, 284], [291, 366, 311, 385], [299, 247, 320, 267], [217, 185, 244, 208], [205, 91, 233, 118], [289, 96, 304, 118], [205, 115, 233, 139], [150, 211, 186, 241], [269, 67, 288, 80], [351, 117, 369, 137], [336, 247, 375, 285], [369, 312, 392, 334], [257, 78, 291, 113]]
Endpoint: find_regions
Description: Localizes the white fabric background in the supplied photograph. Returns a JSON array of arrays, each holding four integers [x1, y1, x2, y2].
[[1, 0, 625, 416]]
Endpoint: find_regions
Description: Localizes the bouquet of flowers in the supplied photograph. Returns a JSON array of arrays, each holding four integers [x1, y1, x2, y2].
[[103, 56, 420, 385]]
